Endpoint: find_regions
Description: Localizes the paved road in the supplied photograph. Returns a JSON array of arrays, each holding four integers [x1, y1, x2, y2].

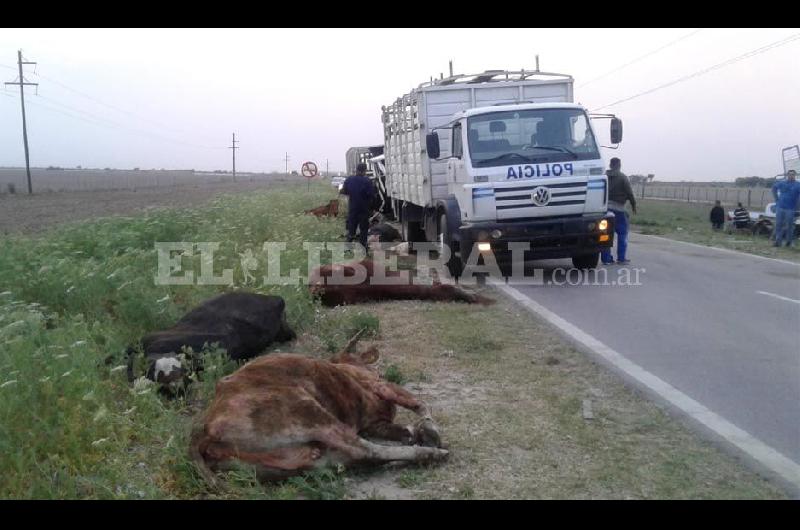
[[504, 234, 800, 470]]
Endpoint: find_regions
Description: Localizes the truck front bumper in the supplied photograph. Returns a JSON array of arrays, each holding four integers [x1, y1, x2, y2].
[[457, 212, 615, 262]]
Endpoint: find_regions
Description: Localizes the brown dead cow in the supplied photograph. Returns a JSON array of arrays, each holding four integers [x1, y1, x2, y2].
[[305, 199, 339, 218], [190, 335, 447, 486], [308, 259, 495, 307]]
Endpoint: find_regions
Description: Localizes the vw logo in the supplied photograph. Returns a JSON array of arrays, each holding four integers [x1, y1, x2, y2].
[[531, 186, 551, 206]]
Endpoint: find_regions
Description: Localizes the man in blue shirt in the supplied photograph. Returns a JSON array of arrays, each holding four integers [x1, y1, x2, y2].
[[771, 169, 800, 247], [340, 163, 376, 249]]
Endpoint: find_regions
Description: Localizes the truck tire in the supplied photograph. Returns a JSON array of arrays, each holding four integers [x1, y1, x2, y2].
[[401, 216, 424, 243], [572, 253, 599, 270], [439, 212, 463, 278]]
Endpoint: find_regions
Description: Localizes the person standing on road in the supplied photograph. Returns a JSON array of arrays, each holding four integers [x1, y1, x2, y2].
[[771, 169, 800, 247], [340, 163, 376, 249], [709, 200, 725, 231], [601, 158, 637, 265]]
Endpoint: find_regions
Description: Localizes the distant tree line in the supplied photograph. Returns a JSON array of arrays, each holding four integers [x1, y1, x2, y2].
[[629, 174, 656, 184], [734, 176, 779, 188]]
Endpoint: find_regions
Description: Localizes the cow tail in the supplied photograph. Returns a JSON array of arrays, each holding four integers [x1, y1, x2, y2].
[[189, 421, 223, 493]]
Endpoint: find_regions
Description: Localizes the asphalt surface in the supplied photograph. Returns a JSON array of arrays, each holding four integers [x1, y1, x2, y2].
[[506, 233, 800, 466]]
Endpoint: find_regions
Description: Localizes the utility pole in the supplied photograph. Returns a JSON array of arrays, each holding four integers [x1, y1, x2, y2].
[[4, 50, 38, 194], [284, 152, 291, 174], [228, 133, 239, 181], [326, 159, 329, 178]]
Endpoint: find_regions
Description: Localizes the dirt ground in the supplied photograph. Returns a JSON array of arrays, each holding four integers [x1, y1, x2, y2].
[[0, 178, 296, 235]]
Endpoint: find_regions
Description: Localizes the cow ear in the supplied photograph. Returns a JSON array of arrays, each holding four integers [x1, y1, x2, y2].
[[360, 346, 380, 365]]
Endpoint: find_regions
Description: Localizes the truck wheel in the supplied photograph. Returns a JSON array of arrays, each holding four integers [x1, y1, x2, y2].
[[572, 253, 599, 270], [439, 212, 463, 278], [401, 217, 424, 243]]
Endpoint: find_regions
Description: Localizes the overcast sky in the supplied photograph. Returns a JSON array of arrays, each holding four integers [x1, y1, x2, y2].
[[1, 28, 798, 181]]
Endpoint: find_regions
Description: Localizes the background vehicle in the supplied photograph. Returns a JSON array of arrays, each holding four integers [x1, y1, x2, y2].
[[750, 202, 800, 238], [330, 176, 346, 191], [380, 67, 622, 275], [346, 146, 383, 177]]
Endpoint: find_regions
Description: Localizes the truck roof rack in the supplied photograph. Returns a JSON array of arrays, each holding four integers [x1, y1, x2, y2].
[[422, 69, 573, 88]]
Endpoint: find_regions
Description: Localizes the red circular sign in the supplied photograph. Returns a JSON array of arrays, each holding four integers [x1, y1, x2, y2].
[[301, 161, 318, 178]]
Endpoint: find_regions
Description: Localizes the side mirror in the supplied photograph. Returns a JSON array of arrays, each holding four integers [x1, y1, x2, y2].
[[610, 118, 623, 144], [426, 132, 441, 159]]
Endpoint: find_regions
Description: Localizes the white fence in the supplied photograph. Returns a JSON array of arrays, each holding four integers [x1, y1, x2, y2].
[[633, 184, 775, 209], [0, 168, 286, 193]]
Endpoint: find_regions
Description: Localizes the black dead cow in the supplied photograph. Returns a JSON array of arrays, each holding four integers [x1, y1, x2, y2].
[[127, 293, 296, 386]]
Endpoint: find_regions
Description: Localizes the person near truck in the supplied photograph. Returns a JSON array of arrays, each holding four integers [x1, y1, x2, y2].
[[340, 163, 376, 249], [771, 169, 800, 247], [733, 202, 750, 229], [601, 158, 637, 265], [709, 201, 725, 231]]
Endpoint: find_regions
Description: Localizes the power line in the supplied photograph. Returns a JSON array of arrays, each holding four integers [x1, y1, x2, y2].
[[31, 70, 222, 144], [593, 32, 800, 111], [29, 92, 227, 150], [578, 29, 705, 89]]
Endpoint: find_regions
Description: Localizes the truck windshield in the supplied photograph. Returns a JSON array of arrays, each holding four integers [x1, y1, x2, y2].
[[467, 108, 600, 168]]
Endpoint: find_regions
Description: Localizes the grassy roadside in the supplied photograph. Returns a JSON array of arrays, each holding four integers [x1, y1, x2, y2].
[[0, 182, 786, 498], [630, 198, 800, 263], [0, 181, 365, 499], [341, 298, 785, 499]]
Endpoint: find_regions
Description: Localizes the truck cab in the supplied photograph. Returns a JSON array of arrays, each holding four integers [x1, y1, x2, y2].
[[426, 102, 620, 275], [439, 103, 609, 222]]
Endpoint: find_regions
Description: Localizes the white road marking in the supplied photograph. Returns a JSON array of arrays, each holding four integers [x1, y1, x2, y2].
[[633, 233, 800, 267], [490, 279, 800, 493], [757, 291, 800, 305]]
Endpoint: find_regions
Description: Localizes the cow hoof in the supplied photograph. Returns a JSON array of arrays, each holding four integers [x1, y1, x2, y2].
[[426, 447, 449, 462], [414, 418, 442, 448]]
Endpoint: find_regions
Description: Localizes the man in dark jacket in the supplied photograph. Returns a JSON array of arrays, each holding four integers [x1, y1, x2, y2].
[[601, 158, 637, 265], [340, 163, 376, 249], [710, 200, 725, 231]]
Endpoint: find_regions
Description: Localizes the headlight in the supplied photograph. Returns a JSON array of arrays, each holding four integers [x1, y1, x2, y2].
[[477, 242, 491, 252], [598, 219, 609, 231], [491, 229, 502, 239]]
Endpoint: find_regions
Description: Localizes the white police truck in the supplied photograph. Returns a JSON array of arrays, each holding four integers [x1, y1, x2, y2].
[[381, 68, 623, 276]]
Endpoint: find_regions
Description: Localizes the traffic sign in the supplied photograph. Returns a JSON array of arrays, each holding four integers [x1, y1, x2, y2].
[[301, 161, 318, 178]]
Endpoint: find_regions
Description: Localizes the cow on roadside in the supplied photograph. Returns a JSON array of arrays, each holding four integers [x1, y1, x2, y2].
[[127, 293, 296, 390], [305, 199, 340, 218], [190, 334, 447, 486], [308, 259, 495, 307]]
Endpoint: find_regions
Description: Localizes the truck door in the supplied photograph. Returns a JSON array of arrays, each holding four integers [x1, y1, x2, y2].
[[447, 122, 463, 183]]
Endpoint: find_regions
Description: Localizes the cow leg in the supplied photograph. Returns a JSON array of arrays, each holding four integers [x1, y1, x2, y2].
[[372, 382, 443, 448], [313, 425, 448, 465], [360, 421, 415, 445]]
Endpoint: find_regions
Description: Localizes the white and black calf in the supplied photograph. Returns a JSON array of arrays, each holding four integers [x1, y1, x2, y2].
[[127, 293, 295, 390]]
